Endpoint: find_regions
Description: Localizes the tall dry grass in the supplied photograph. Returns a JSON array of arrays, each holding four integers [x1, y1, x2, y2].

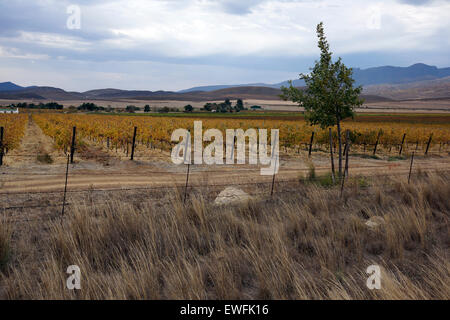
[[0, 173, 449, 299]]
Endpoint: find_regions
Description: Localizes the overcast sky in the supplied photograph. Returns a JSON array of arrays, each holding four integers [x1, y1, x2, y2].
[[0, 0, 449, 91]]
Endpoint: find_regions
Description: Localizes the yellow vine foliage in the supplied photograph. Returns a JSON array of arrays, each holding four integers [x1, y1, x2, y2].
[[33, 114, 450, 153], [0, 114, 28, 152]]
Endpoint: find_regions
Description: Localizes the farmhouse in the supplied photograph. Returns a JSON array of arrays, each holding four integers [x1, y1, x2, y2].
[[0, 108, 19, 114]]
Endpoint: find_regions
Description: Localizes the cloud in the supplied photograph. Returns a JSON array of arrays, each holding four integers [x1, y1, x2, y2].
[[0, 0, 448, 90], [0, 46, 49, 60], [397, 0, 434, 5]]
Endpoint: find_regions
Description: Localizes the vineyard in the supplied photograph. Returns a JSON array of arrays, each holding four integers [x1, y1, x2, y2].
[[30, 113, 450, 157], [0, 114, 28, 153]]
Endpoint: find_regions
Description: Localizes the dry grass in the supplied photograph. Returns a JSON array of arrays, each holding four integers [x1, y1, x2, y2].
[[0, 173, 449, 300]]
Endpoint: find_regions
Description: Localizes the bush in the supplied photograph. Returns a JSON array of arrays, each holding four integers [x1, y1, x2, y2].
[[78, 103, 104, 111], [158, 106, 170, 113], [37, 154, 53, 164], [125, 105, 140, 113]]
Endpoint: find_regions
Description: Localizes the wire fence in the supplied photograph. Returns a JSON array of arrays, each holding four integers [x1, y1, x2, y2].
[[1, 125, 450, 218], [1, 167, 449, 213]]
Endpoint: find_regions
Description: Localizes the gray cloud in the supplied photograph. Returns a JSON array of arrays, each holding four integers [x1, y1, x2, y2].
[[397, 0, 435, 5], [0, 0, 448, 91]]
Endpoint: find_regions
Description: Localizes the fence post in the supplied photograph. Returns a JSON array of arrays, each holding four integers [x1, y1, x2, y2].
[[183, 130, 191, 204], [425, 133, 433, 155], [130, 127, 137, 160], [344, 130, 350, 176], [399, 133, 406, 155], [61, 153, 70, 217], [373, 130, 382, 156], [408, 152, 415, 184], [308, 131, 314, 157], [0, 127, 4, 166], [70, 126, 76, 164], [270, 154, 278, 197], [183, 163, 190, 204], [340, 141, 350, 199], [329, 128, 335, 184]]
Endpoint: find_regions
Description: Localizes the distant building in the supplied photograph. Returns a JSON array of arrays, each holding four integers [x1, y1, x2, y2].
[[0, 108, 19, 114]]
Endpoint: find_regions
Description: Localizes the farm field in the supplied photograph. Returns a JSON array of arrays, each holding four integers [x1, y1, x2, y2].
[[2, 96, 450, 113], [0, 111, 449, 193], [0, 111, 449, 300], [2, 0, 450, 305]]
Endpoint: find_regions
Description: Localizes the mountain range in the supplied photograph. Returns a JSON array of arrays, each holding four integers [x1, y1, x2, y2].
[[179, 63, 450, 92], [0, 63, 449, 101]]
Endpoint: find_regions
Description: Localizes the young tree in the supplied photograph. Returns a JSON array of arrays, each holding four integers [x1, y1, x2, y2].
[[281, 22, 363, 177]]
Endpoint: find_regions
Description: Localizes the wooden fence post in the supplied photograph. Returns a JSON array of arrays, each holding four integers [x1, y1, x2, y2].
[[130, 127, 137, 160], [0, 127, 4, 166], [340, 130, 351, 198], [344, 130, 350, 176], [373, 130, 382, 156], [183, 163, 190, 204], [399, 133, 406, 155], [408, 152, 415, 184], [61, 153, 70, 217], [425, 133, 433, 155], [308, 131, 314, 157], [70, 126, 76, 164], [340, 141, 350, 198], [183, 130, 191, 204], [270, 154, 278, 197]]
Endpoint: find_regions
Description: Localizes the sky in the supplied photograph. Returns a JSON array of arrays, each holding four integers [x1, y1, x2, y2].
[[0, 0, 449, 92]]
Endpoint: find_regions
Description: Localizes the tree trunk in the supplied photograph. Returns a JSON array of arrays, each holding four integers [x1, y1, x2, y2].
[[336, 118, 342, 177]]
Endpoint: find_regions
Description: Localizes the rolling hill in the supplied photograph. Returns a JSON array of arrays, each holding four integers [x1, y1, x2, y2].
[[181, 63, 450, 92], [0, 82, 24, 92], [0, 63, 448, 102]]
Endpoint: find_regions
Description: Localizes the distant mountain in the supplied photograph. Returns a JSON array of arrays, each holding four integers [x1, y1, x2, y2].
[[179, 83, 270, 93], [181, 63, 450, 92], [0, 92, 45, 100], [352, 63, 450, 86], [0, 86, 84, 100], [363, 76, 450, 100], [83, 88, 173, 99], [0, 63, 448, 102], [0, 82, 23, 91]]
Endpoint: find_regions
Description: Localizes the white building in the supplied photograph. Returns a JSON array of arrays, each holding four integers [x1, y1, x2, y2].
[[0, 108, 19, 114]]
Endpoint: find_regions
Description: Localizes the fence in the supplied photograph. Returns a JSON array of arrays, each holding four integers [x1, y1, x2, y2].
[[0, 123, 449, 222], [1, 153, 449, 217]]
